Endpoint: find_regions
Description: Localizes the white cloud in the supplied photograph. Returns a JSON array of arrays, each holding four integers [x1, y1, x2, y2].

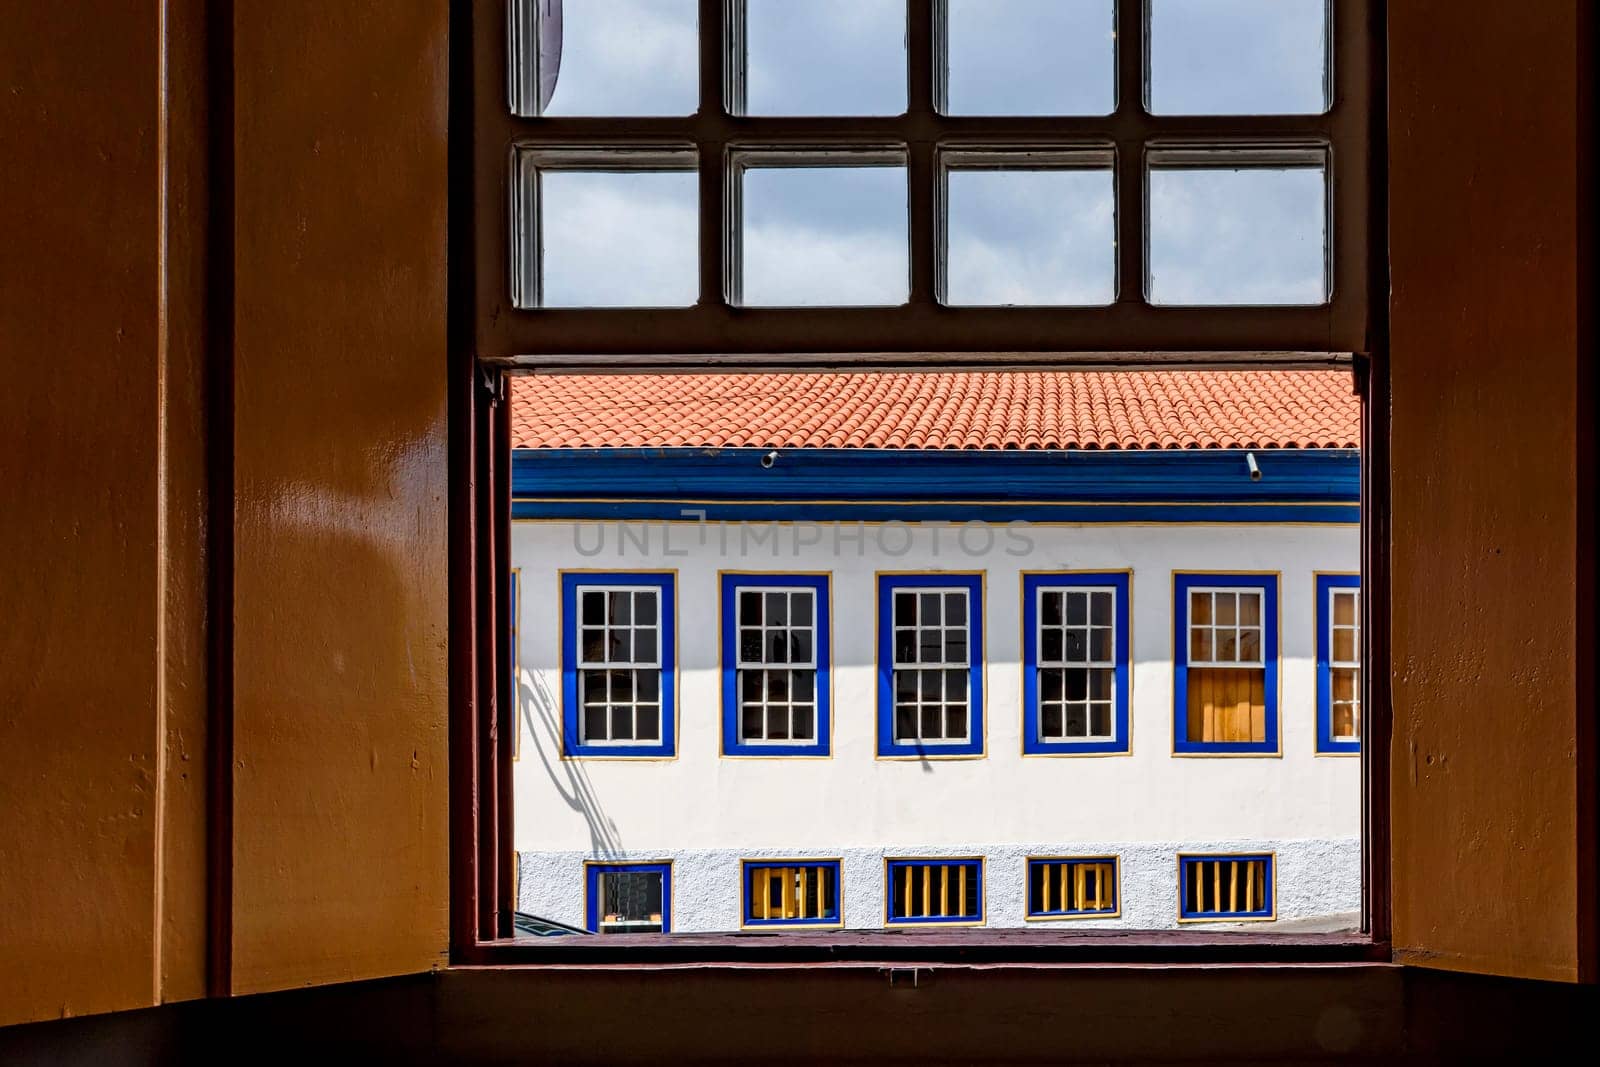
[[541, 172, 699, 307], [545, 0, 699, 116]]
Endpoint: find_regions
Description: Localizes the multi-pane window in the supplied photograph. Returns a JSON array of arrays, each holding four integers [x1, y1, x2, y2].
[[1027, 857, 1120, 919], [561, 572, 676, 758], [585, 862, 671, 934], [1178, 854, 1275, 922], [742, 860, 842, 928], [1316, 573, 1362, 754], [885, 859, 983, 925], [1023, 573, 1131, 755], [721, 574, 831, 757], [1174, 573, 1279, 754], [877, 573, 984, 757], [486, 0, 1371, 355]]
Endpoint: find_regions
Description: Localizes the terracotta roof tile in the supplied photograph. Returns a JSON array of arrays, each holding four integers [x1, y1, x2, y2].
[[510, 371, 1359, 451]]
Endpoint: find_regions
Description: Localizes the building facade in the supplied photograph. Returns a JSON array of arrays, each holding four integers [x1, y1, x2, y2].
[[509, 371, 1363, 932]]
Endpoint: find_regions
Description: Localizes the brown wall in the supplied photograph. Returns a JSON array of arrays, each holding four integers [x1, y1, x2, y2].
[[0, 0, 1591, 1039], [1387, 1, 1592, 982]]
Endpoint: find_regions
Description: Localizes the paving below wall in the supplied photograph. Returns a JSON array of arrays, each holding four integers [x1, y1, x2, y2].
[[518, 837, 1360, 932]]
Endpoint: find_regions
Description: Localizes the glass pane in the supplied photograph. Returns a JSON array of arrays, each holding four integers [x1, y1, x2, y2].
[[1065, 704, 1087, 737], [741, 165, 908, 307], [766, 706, 789, 740], [609, 704, 633, 739], [1090, 592, 1112, 625], [533, 0, 698, 116], [539, 170, 698, 307], [944, 704, 967, 739], [1148, 0, 1328, 115], [894, 592, 915, 624], [1040, 703, 1063, 738], [792, 704, 815, 740], [743, 0, 906, 116], [1149, 163, 1327, 305], [945, 167, 1115, 306], [1216, 594, 1236, 625], [1041, 592, 1063, 626], [766, 593, 788, 625], [1090, 702, 1113, 737], [1333, 591, 1356, 625], [945, 0, 1113, 116], [1333, 629, 1356, 662], [634, 591, 657, 624], [635, 706, 660, 741], [1240, 593, 1261, 626]]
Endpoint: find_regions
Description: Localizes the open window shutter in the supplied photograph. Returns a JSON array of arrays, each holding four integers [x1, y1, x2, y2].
[[1385, 0, 1594, 983]]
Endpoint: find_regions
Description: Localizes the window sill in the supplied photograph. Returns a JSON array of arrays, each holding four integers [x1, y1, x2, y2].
[[456, 928, 1384, 967]]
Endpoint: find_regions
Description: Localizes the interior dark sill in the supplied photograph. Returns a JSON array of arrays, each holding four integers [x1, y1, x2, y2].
[[459, 928, 1385, 967]]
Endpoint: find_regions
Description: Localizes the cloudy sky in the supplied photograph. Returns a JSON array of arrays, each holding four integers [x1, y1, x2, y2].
[[536, 0, 1327, 309]]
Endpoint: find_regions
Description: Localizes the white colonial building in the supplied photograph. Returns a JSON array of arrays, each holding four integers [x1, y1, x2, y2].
[[509, 371, 1363, 933]]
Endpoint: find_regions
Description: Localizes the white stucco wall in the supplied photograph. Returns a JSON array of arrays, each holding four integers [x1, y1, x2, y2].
[[511, 518, 1360, 929]]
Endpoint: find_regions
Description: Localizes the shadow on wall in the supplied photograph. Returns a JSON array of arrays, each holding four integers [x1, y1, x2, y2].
[[520, 670, 622, 858]]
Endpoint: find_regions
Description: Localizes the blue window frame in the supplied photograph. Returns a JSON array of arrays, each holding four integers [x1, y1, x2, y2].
[[1178, 853, 1275, 921], [720, 573, 831, 757], [1026, 857, 1120, 919], [1172, 572, 1279, 755], [1315, 573, 1362, 754], [884, 858, 984, 925], [741, 859, 842, 927], [584, 862, 672, 934], [876, 572, 985, 758], [1021, 572, 1131, 755], [560, 571, 676, 758]]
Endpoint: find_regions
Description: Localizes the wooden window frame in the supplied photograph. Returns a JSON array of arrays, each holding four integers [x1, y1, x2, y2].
[[472, 0, 1375, 363], [560, 571, 678, 759], [1316, 573, 1363, 755], [1021, 572, 1132, 756], [585, 861, 674, 934], [877, 572, 986, 758], [1177, 853, 1277, 923], [1026, 856, 1122, 921], [450, 0, 1391, 965], [885, 857, 986, 926], [720, 573, 833, 758], [741, 859, 845, 929], [1172, 572, 1282, 756]]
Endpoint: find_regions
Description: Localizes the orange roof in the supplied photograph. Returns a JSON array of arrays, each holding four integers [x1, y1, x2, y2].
[[511, 370, 1358, 451]]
